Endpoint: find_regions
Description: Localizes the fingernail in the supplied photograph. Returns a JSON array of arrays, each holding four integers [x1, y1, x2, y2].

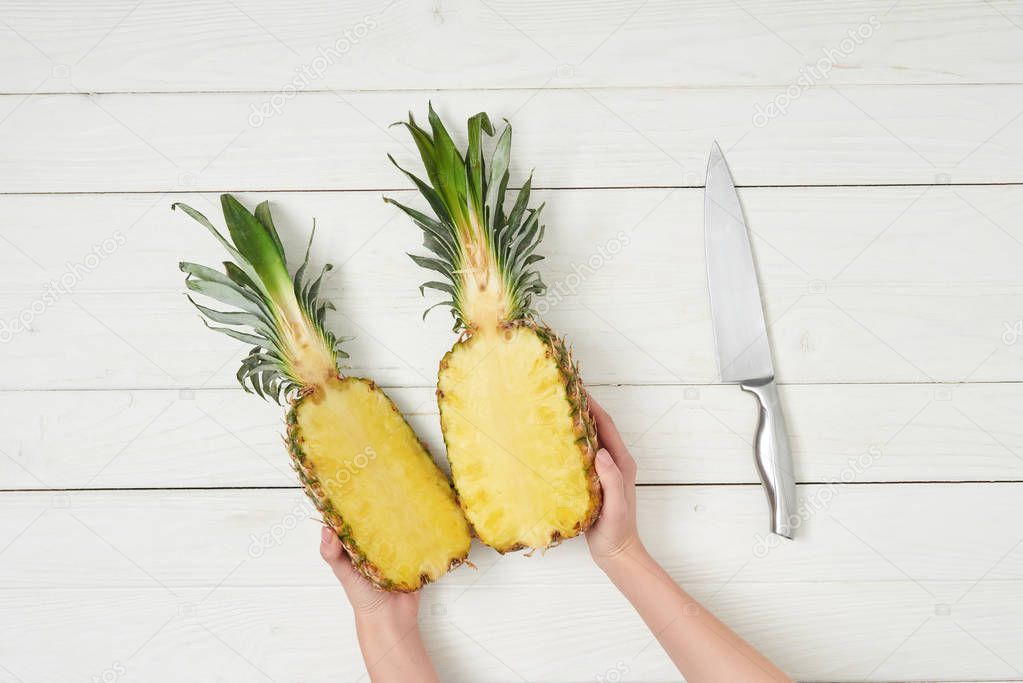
[[596, 448, 612, 466], [320, 526, 333, 544]]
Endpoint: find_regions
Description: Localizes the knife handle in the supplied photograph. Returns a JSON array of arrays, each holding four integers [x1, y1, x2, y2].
[[740, 379, 797, 539]]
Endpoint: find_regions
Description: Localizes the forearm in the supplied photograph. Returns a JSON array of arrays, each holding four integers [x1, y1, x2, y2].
[[355, 615, 440, 683], [599, 545, 791, 683]]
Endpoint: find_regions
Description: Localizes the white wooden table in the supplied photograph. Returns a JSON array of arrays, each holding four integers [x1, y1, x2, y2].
[[1, 1, 1022, 681]]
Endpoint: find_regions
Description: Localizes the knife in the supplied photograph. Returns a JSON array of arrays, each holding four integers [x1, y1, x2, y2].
[[704, 142, 796, 539]]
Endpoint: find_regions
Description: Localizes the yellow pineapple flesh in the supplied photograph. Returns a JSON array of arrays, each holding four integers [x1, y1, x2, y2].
[[291, 377, 471, 589], [439, 327, 598, 551]]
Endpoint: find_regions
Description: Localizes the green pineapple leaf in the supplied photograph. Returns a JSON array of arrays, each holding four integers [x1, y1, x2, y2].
[[175, 195, 345, 404], [387, 107, 548, 330]]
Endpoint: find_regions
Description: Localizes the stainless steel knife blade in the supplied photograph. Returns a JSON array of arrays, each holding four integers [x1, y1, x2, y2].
[[705, 142, 773, 384]]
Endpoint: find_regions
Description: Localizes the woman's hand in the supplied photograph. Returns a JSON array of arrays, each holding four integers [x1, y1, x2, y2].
[[583, 396, 793, 682], [586, 395, 644, 568], [319, 526, 420, 630], [320, 527, 440, 683]]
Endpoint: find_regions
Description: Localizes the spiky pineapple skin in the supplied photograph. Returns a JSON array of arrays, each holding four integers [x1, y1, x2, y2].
[[438, 321, 602, 554], [287, 377, 471, 592]]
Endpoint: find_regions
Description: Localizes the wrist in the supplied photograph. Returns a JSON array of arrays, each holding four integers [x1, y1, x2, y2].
[[594, 534, 647, 573], [355, 608, 418, 636]]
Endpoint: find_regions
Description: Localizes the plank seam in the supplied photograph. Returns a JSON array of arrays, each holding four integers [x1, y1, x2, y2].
[[3, 481, 1022, 493], [3, 82, 1023, 96], [3, 182, 1023, 197], [4, 379, 1023, 393]]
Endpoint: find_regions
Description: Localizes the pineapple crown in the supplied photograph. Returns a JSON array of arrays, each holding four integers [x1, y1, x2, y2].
[[385, 105, 547, 332], [175, 195, 346, 404]]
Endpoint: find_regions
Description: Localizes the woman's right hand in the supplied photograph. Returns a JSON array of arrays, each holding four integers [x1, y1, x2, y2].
[[585, 395, 643, 568]]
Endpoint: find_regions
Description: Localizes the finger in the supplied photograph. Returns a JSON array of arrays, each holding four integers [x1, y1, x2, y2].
[[586, 392, 609, 420], [586, 393, 613, 430], [587, 394, 624, 453], [593, 448, 627, 521], [319, 525, 359, 587], [587, 394, 637, 483]]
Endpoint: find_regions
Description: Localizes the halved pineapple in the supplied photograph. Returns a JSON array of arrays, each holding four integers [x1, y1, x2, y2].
[[388, 107, 601, 553], [176, 195, 471, 590]]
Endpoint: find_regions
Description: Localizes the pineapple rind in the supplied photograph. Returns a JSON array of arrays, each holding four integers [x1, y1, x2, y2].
[[287, 377, 471, 592], [438, 321, 601, 553]]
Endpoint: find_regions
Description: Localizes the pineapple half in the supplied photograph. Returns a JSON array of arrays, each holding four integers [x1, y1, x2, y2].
[[386, 107, 602, 553], [175, 195, 471, 591]]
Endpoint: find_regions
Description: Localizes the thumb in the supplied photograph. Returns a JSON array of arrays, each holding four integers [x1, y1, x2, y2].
[[593, 448, 626, 520], [319, 525, 359, 587]]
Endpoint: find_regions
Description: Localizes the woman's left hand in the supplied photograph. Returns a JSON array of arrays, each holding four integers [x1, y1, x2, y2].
[[319, 526, 420, 629]]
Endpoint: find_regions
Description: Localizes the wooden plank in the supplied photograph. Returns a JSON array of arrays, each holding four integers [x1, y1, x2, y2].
[[4, 485, 1021, 588], [3, 383, 1022, 489], [0, 485, 1020, 681], [1, 583, 1019, 682], [0, 85, 1022, 192], [2, 0, 1022, 93], [1, 187, 1020, 388]]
